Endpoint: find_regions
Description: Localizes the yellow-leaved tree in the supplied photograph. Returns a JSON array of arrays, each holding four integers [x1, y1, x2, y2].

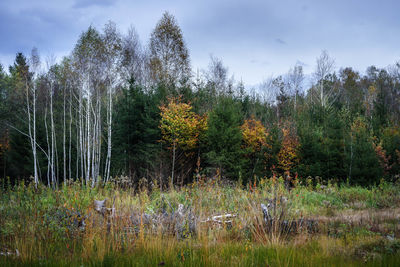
[[159, 97, 207, 185], [242, 117, 270, 152], [241, 117, 271, 177]]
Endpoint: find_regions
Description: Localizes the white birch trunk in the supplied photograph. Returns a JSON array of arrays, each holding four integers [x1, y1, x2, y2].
[[32, 82, 38, 186], [104, 83, 112, 182], [172, 141, 176, 185], [49, 80, 56, 188], [69, 83, 72, 181], [25, 78, 39, 186], [63, 82, 66, 186], [44, 108, 51, 187], [79, 81, 84, 184]]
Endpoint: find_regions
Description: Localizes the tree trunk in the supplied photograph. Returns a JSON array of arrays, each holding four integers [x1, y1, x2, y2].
[[63, 82, 66, 186], [172, 141, 176, 185], [104, 82, 113, 183], [69, 83, 72, 181], [25, 78, 38, 186], [50, 80, 57, 188], [32, 82, 38, 186], [44, 108, 51, 187]]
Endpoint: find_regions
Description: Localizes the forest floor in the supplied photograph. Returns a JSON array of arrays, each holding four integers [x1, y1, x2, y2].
[[1, 177, 400, 266]]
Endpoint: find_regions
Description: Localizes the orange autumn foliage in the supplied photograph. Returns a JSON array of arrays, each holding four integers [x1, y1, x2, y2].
[[373, 141, 392, 175], [277, 123, 300, 172]]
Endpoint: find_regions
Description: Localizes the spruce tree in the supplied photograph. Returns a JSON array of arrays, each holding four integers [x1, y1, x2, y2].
[[347, 118, 382, 185], [204, 97, 244, 180], [112, 79, 160, 180]]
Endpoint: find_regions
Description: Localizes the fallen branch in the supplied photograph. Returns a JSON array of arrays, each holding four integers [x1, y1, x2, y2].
[[200, 214, 237, 224], [0, 249, 20, 257]]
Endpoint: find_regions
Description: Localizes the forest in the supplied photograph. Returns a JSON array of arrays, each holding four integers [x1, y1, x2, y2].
[[1, 12, 399, 187], [1, 11, 400, 266]]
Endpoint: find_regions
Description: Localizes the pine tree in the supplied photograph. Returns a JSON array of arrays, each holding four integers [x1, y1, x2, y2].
[[113, 79, 160, 182], [347, 117, 382, 185], [204, 97, 244, 180]]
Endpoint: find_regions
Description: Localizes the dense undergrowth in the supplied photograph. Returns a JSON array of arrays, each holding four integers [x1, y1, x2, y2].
[[1, 177, 400, 266]]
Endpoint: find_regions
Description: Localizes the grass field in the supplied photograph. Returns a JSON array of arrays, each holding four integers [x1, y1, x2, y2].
[[1, 177, 400, 266]]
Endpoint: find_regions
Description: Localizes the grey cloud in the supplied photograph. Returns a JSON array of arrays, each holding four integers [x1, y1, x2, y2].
[[73, 0, 115, 9], [1, 0, 400, 85], [275, 38, 286, 45], [0, 5, 83, 63]]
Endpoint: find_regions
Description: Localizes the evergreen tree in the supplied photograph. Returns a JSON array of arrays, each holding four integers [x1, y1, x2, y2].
[[323, 109, 346, 180], [204, 97, 244, 180], [297, 125, 325, 179], [4, 54, 34, 182], [347, 118, 382, 185], [0, 64, 9, 180], [381, 126, 400, 179], [112, 79, 160, 181], [297, 105, 345, 182], [0, 64, 9, 129], [372, 69, 392, 134]]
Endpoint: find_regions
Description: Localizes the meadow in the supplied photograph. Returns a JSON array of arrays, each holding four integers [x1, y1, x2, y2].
[[1, 176, 400, 266]]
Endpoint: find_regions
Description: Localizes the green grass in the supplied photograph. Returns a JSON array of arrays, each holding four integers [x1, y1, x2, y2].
[[1, 177, 400, 266], [2, 241, 400, 267]]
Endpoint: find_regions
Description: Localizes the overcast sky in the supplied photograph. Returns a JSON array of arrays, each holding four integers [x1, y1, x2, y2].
[[1, 0, 399, 86]]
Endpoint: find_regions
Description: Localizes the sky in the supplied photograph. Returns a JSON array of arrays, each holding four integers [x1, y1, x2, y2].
[[1, 0, 399, 87]]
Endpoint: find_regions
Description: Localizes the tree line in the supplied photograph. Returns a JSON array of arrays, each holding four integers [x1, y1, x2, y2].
[[0, 12, 399, 188]]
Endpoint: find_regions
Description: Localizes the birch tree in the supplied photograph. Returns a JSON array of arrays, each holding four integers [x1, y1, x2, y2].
[[28, 48, 40, 186], [259, 76, 278, 104], [204, 55, 231, 96], [46, 57, 58, 187], [72, 26, 104, 185], [103, 21, 122, 183], [286, 64, 304, 111], [149, 12, 191, 89], [120, 25, 146, 86], [313, 50, 336, 108]]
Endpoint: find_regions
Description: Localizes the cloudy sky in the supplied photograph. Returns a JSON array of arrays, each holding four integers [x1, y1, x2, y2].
[[1, 0, 399, 86]]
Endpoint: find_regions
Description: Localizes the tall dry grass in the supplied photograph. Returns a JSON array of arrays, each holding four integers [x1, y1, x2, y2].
[[1, 177, 400, 266]]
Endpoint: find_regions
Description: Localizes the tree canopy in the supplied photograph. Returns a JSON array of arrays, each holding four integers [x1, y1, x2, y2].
[[1, 13, 400, 188]]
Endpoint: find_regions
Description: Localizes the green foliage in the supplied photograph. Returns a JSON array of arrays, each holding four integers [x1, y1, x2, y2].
[[297, 124, 325, 178], [6, 124, 32, 180], [0, 64, 9, 121], [204, 97, 245, 179], [381, 126, 400, 179], [112, 79, 160, 180], [323, 109, 346, 180], [339, 67, 364, 115], [297, 107, 345, 181], [347, 118, 382, 185], [1, 19, 400, 187]]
